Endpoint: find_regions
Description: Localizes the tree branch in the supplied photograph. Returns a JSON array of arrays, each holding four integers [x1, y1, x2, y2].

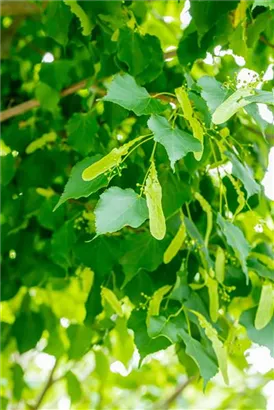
[[0, 49, 177, 123], [153, 377, 195, 409], [259, 35, 274, 49], [32, 359, 58, 410]]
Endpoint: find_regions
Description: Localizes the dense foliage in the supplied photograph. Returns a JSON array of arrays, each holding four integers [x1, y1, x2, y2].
[[1, 1, 274, 408]]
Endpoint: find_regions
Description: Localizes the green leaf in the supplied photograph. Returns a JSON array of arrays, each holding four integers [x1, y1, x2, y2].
[[128, 310, 170, 361], [180, 330, 218, 387], [39, 61, 71, 91], [12, 311, 44, 354], [120, 232, 166, 286], [248, 259, 274, 280], [245, 89, 274, 105], [212, 88, 255, 124], [117, 28, 164, 84], [226, 151, 260, 198], [67, 324, 93, 360], [66, 113, 99, 156], [12, 364, 25, 401], [177, 31, 212, 66], [74, 236, 122, 276], [43, 2, 72, 46], [64, 0, 93, 36], [95, 187, 148, 235], [0, 153, 16, 186], [102, 74, 167, 116], [109, 317, 135, 367], [217, 214, 250, 284], [197, 76, 228, 114], [50, 220, 76, 269], [240, 308, 274, 357], [35, 83, 60, 113], [38, 195, 65, 230], [66, 371, 82, 404], [190, 0, 238, 40], [192, 310, 229, 384], [148, 115, 202, 171], [54, 156, 108, 210]]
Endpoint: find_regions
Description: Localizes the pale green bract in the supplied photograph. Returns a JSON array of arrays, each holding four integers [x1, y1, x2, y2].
[[255, 281, 274, 330], [212, 88, 255, 124]]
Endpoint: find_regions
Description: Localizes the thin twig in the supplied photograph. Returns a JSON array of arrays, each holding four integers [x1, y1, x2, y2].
[[259, 35, 274, 49], [32, 359, 58, 410], [153, 376, 196, 409], [0, 50, 177, 123]]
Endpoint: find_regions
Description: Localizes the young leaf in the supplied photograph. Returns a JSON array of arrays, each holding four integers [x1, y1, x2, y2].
[[207, 277, 219, 323], [164, 218, 186, 264], [95, 187, 148, 235], [145, 162, 166, 240], [192, 310, 229, 385], [212, 88, 255, 124], [217, 214, 250, 284], [255, 281, 274, 330], [54, 156, 108, 211], [103, 74, 167, 116], [101, 287, 123, 317], [148, 115, 202, 171], [215, 246, 226, 283]]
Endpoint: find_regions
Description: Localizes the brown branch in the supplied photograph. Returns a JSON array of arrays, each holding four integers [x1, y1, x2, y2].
[[0, 0, 41, 17], [32, 359, 58, 410], [0, 49, 177, 123], [153, 377, 195, 409], [0, 1, 47, 16], [259, 35, 274, 49]]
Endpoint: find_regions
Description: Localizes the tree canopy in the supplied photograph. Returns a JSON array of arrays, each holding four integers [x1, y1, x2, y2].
[[1, 1, 274, 409]]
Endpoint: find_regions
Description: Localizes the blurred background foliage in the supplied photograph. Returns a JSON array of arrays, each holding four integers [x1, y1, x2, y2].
[[1, 0, 274, 409]]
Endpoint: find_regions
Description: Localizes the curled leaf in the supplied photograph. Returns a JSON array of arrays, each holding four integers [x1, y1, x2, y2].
[[255, 281, 274, 330], [164, 217, 186, 264], [145, 161, 166, 240]]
